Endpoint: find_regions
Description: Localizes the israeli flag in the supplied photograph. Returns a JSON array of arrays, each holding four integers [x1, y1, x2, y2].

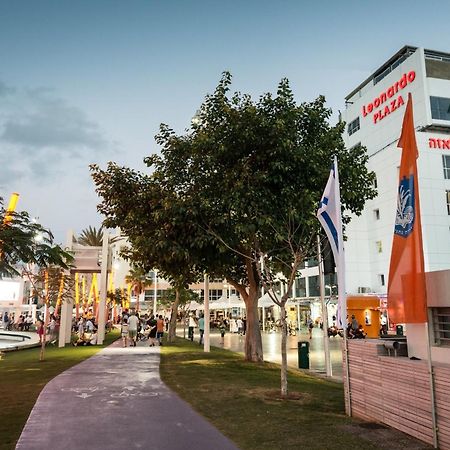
[[317, 156, 346, 328]]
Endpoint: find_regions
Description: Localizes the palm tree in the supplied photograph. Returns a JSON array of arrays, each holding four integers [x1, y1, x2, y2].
[[125, 266, 152, 312], [76, 226, 103, 246]]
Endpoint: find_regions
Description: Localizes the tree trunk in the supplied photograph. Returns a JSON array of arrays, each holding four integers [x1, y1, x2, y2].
[[230, 258, 264, 362], [168, 289, 180, 342], [243, 287, 263, 362], [280, 303, 288, 397], [39, 304, 49, 362]]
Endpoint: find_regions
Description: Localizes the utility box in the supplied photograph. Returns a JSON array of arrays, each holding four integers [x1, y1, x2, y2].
[[298, 341, 310, 369]]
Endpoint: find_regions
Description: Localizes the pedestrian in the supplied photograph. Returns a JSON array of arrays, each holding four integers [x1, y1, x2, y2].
[[25, 315, 33, 331], [188, 313, 196, 341], [128, 312, 139, 347], [351, 315, 359, 332], [156, 315, 165, 345], [236, 317, 243, 335], [242, 317, 247, 335], [3, 312, 9, 331], [148, 316, 157, 347], [85, 317, 95, 333], [48, 315, 57, 345], [308, 319, 314, 339], [37, 320, 45, 344], [164, 317, 169, 332], [198, 314, 205, 345], [219, 321, 226, 344], [121, 317, 129, 347], [77, 317, 85, 340]]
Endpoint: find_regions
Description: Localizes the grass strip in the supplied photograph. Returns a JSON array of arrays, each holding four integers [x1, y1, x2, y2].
[[160, 338, 380, 450], [0, 330, 119, 450]]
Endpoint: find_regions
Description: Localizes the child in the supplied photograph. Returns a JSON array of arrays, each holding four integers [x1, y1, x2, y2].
[[121, 317, 129, 348]]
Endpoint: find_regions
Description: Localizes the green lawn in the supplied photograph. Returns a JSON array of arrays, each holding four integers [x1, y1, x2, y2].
[[160, 338, 379, 450], [0, 330, 119, 450]]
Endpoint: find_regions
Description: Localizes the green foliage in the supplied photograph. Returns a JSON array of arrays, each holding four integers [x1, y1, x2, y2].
[[125, 265, 152, 295], [0, 198, 73, 278], [107, 288, 128, 306], [91, 73, 376, 361], [76, 226, 103, 246], [158, 287, 201, 310], [150, 72, 376, 280]]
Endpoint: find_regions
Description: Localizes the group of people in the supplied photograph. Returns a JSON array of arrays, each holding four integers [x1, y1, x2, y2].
[[1, 312, 33, 331], [347, 315, 367, 339], [120, 311, 165, 348], [72, 316, 98, 346], [188, 313, 228, 345]]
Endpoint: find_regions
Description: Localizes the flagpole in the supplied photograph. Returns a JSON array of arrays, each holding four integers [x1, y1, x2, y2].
[[426, 317, 438, 448], [317, 235, 332, 377], [333, 156, 352, 416]]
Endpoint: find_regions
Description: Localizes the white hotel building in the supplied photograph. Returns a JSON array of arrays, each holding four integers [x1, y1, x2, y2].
[[341, 45, 450, 296]]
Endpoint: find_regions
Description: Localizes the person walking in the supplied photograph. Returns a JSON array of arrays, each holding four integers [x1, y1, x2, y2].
[[3, 312, 9, 331], [156, 315, 165, 346], [198, 314, 205, 345], [148, 316, 157, 347], [77, 317, 85, 340], [48, 315, 57, 345], [128, 312, 139, 347], [236, 317, 243, 336], [121, 318, 129, 348], [188, 313, 197, 341], [37, 320, 45, 344], [219, 320, 226, 345]]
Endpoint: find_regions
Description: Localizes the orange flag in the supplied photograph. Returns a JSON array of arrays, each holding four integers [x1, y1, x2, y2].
[[387, 93, 427, 324]]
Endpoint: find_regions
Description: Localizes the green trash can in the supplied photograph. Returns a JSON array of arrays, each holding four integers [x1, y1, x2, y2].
[[396, 325, 404, 336], [298, 341, 310, 369]]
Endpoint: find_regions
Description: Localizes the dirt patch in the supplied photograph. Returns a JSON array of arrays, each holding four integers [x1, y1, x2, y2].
[[245, 388, 312, 404], [341, 423, 433, 449]]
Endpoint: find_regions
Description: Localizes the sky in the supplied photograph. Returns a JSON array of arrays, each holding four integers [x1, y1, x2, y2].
[[1, 0, 449, 243]]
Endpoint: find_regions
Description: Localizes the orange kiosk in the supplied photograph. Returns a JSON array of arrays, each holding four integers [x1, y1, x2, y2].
[[346, 295, 381, 338]]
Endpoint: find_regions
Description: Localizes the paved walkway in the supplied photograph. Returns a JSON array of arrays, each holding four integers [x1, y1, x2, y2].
[[179, 326, 344, 380], [16, 340, 239, 450]]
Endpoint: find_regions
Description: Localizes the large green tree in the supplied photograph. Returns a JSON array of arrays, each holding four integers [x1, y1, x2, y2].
[[92, 73, 376, 366], [90, 164, 206, 342]]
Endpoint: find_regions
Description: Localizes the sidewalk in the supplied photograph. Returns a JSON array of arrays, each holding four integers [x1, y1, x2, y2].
[[16, 340, 239, 450]]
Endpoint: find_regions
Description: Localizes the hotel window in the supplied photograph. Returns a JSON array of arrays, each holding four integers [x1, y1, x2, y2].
[[373, 175, 378, 189], [431, 307, 450, 347], [200, 289, 223, 301], [444, 155, 450, 179], [347, 117, 360, 136], [376, 241, 383, 253], [378, 274, 385, 286], [374, 209, 380, 220], [447, 191, 450, 215], [430, 96, 450, 121]]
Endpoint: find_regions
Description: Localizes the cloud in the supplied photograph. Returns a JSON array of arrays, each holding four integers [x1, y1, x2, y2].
[[0, 82, 111, 182]]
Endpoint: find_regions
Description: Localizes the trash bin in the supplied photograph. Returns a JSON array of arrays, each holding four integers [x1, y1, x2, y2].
[[298, 341, 310, 369], [396, 325, 404, 336]]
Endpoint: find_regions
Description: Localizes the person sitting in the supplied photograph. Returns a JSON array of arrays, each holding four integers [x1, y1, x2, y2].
[[354, 324, 366, 339], [346, 323, 355, 339]]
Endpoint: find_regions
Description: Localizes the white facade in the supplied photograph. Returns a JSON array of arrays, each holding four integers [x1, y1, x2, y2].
[[341, 46, 450, 295]]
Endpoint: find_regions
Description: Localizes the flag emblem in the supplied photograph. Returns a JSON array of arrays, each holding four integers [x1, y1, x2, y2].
[[394, 175, 415, 237]]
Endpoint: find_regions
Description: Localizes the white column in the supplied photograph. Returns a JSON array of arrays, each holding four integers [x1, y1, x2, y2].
[[153, 270, 158, 315], [203, 274, 210, 352], [97, 232, 109, 345], [58, 299, 68, 347]]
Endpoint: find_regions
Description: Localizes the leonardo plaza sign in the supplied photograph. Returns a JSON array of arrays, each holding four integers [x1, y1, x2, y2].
[[362, 71, 416, 124]]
